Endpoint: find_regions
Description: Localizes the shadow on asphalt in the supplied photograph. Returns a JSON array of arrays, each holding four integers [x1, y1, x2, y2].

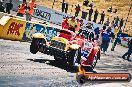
[[27, 59, 97, 73], [27, 59, 78, 73]]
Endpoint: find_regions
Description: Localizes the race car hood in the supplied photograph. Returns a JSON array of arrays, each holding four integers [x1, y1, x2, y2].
[[52, 36, 69, 44]]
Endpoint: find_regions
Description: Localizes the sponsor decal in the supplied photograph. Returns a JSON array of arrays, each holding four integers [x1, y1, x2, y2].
[[7, 22, 23, 36]]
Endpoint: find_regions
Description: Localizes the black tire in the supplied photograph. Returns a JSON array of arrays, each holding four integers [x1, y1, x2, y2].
[[68, 48, 81, 66], [76, 74, 86, 84], [92, 55, 98, 69], [30, 38, 39, 54], [30, 38, 46, 54], [30, 42, 38, 54]]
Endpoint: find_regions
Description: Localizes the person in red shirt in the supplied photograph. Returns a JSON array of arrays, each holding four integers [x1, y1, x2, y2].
[[62, 16, 69, 29]]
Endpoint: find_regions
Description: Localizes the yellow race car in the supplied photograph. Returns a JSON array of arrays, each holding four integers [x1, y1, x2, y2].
[[30, 29, 81, 66]]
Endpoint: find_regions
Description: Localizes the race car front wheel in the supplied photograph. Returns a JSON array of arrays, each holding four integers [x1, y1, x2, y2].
[[30, 38, 39, 54]]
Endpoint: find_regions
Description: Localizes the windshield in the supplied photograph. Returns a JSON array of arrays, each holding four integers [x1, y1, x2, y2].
[[60, 30, 72, 35], [59, 30, 73, 40]]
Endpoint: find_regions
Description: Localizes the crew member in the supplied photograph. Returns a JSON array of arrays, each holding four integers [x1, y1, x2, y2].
[[26, 0, 36, 21], [62, 16, 69, 29], [67, 16, 77, 32], [17, 1, 27, 17]]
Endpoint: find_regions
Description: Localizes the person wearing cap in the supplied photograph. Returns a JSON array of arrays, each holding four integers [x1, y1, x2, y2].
[[67, 16, 77, 32], [62, 16, 69, 29]]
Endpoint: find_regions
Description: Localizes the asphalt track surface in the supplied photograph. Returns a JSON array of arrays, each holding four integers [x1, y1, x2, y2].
[[0, 11, 132, 87], [0, 39, 132, 87]]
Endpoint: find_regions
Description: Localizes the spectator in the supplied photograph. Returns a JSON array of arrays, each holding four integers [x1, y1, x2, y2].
[[83, 0, 89, 6], [0, 1, 5, 12], [110, 20, 115, 28], [86, 22, 94, 29], [103, 24, 107, 30], [113, 9, 117, 13], [62, 1, 65, 12], [16, 1, 27, 17], [65, 3, 68, 13], [80, 19, 84, 27], [81, 11, 88, 19], [100, 11, 105, 24], [107, 6, 112, 13], [119, 18, 124, 30], [89, 1, 94, 7], [111, 30, 121, 51], [67, 16, 77, 32], [62, 16, 69, 29], [75, 4, 81, 17], [114, 16, 119, 27], [89, 31, 94, 41], [94, 27, 100, 36], [5, 0, 13, 14], [101, 27, 113, 54], [26, 0, 36, 21], [93, 9, 98, 23], [88, 7, 93, 21], [104, 18, 110, 26], [122, 39, 132, 61]]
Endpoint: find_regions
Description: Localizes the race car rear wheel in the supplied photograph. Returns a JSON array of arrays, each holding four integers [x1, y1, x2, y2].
[[30, 38, 39, 54], [68, 48, 81, 66], [92, 55, 98, 69], [97, 50, 101, 60]]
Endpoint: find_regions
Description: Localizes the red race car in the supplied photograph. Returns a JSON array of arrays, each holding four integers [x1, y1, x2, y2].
[[30, 29, 100, 68]]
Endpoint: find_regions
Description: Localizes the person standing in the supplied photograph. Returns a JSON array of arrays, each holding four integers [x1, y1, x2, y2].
[[101, 27, 113, 54], [88, 7, 93, 21], [17, 1, 27, 17], [93, 9, 98, 23], [114, 16, 119, 27], [111, 30, 121, 51], [26, 0, 36, 21], [83, 0, 89, 6], [62, 16, 69, 29], [100, 11, 105, 24], [75, 4, 81, 17], [122, 39, 132, 61], [119, 18, 124, 30], [104, 18, 110, 26], [0, 1, 5, 13], [89, 1, 94, 8], [5, 0, 13, 14]]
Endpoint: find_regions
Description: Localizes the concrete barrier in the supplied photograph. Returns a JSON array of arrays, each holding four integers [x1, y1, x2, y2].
[[22, 21, 60, 42], [0, 16, 26, 41], [0, 16, 11, 38], [0, 13, 60, 42]]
